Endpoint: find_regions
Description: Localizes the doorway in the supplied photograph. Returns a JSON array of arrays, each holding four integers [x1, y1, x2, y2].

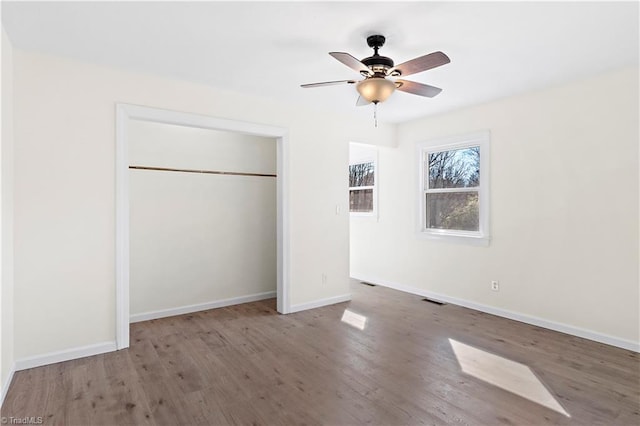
[[115, 104, 290, 350]]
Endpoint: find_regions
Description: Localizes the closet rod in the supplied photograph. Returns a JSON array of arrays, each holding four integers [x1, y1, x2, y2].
[[129, 165, 276, 178]]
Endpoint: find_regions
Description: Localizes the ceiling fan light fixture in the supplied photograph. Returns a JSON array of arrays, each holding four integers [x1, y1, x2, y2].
[[356, 77, 396, 103]]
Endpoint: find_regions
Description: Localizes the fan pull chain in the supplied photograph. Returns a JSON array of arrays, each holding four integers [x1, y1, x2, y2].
[[374, 103, 378, 128]]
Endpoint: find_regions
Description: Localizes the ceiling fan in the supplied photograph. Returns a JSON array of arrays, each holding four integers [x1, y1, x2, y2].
[[301, 34, 450, 106]]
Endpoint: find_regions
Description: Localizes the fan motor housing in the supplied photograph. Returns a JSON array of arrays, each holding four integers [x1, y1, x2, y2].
[[362, 55, 394, 69], [362, 55, 395, 76]]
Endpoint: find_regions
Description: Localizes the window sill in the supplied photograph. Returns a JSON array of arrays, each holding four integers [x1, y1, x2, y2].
[[417, 231, 490, 247]]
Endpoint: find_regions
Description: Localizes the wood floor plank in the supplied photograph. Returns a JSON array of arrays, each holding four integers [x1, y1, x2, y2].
[[2, 280, 638, 425]]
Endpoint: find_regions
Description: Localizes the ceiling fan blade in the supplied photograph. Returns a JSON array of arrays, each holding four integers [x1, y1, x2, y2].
[[329, 52, 372, 76], [301, 80, 357, 88], [395, 80, 443, 97], [392, 51, 450, 77], [356, 96, 371, 106]]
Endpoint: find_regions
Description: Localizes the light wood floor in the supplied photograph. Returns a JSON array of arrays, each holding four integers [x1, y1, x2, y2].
[[2, 280, 639, 425]]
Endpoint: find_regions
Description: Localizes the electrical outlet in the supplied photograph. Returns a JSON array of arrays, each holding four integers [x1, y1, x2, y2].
[[491, 280, 500, 291]]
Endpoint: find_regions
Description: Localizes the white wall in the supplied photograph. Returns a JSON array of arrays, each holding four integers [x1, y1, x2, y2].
[[349, 143, 377, 165], [351, 66, 639, 349], [128, 120, 276, 317], [11, 49, 394, 360], [1, 27, 16, 400]]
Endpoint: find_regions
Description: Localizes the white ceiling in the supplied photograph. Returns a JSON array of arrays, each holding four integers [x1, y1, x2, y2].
[[2, 1, 638, 123]]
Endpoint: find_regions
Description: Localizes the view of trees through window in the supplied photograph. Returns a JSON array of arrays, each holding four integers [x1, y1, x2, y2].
[[426, 146, 480, 231], [349, 162, 374, 213]]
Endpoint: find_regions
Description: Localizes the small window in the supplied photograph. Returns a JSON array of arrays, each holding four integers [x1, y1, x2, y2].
[[349, 162, 375, 212], [418, 131, 490, 245], [349, 143, 377, 216]]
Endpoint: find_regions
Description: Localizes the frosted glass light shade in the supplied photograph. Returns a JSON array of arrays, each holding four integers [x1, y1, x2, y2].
[[356, 77, 396, 103]]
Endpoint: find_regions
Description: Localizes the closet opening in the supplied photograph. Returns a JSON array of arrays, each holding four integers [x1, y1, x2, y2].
[[115, 105, 290, 350]]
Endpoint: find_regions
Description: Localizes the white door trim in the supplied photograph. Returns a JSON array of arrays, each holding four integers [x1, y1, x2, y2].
[[115, 104, 291, 350]]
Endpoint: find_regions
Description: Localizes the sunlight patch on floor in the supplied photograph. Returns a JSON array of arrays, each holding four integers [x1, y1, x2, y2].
[[449, 338, 570, 417], [341, 309, 367, 330]]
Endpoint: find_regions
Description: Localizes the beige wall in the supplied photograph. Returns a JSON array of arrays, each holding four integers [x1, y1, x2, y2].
[[1, 27, 16, 398], [12, 50, 394, 360], [351, 66, 639, 348], [128, 120, 276, 317]]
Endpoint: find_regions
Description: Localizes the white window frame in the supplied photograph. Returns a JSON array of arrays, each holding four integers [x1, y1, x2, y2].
[[349, 143, 378, 217], [417, 130, 490, 246]]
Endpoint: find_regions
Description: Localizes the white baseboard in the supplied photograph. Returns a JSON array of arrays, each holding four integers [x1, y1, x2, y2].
[[289, 293, 351, 313], [352, 274, 640, 353], [14, 341, 117, 372], [1, 363, 16, 408], [130, 291, 277, 323]]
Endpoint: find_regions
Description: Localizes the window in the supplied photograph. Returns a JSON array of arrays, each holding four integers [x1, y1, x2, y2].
[[349, 143, 377, 216], [349, 161, 375, 212], [418, 131, 490, 245]]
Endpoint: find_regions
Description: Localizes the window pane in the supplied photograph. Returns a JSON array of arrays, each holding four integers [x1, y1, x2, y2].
[[349, 162, 374, 187], [350, 189, 373, 212], [428, 146, 479, 189], [426, 192, 479, 231]]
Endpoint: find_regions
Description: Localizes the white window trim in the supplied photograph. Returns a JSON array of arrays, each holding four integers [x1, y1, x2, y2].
[[416, 130, 490, 246], [349, 144, 378, 218]]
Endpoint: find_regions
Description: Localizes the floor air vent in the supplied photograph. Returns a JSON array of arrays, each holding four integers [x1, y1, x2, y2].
[[422, 298, 446, 306], [361, 282, 376, 287]]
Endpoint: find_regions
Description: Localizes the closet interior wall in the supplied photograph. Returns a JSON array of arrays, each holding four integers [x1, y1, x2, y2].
[[128, 119, 277, 320]]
